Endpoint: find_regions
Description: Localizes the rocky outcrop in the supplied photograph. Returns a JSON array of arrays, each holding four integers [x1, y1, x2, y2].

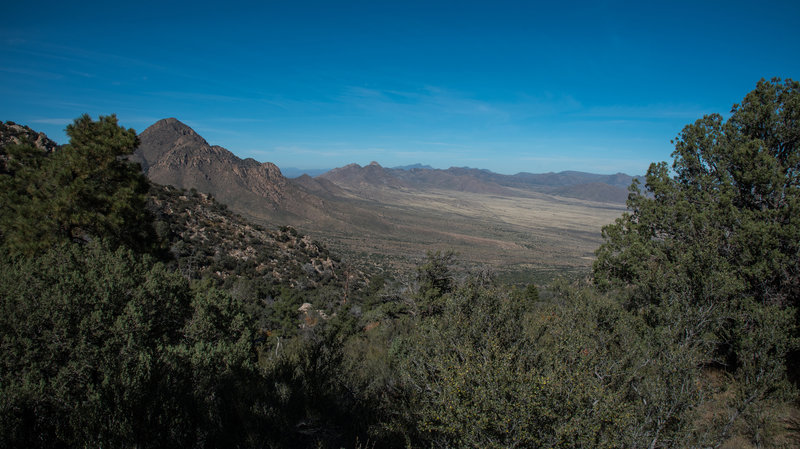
[[0, 121, 59, 153]]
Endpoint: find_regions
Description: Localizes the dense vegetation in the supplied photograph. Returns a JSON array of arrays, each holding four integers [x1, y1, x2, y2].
[[1, 79, 798, 448]]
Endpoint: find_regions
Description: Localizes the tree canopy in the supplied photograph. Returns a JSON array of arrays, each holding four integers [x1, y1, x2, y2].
[[594, 78, 799, 309], [593, 78, 799, 443], [0, 114, 155, 255]]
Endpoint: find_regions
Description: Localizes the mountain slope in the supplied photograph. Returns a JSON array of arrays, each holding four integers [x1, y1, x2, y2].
[[134, 118, 328, 223], [148, 184, 349, 291]]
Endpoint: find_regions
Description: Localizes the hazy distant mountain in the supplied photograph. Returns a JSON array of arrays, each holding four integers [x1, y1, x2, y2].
[[291, 173, 346, 197], [510, 170, 636, 189], [281, 167, 331, 178], [321, 162, 516, 196], [392, 163, 435, 170], [321, 161, 412, 190], [449, 168, 638, 203], [319, 162, 636, 203]]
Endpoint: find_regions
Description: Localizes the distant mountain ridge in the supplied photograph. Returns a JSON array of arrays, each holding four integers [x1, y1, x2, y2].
[[281, 167, 330, 178], [133, 118, 637, 205], [133, 118, 635, 224], [320, 161, 637, 203], [393, 163, 435, 170]]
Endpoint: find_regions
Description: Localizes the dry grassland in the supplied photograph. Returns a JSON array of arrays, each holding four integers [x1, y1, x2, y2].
[[298, 186, 627, 280]]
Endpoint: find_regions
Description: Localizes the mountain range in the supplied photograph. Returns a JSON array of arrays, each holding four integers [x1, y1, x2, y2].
[[135, 118, 636, 204], [133, 118, 631, 276]]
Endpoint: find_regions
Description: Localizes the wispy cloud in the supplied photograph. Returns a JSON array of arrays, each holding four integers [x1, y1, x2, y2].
[[517, 154, 653, 175], [147, 91, 250, 103], [67, 70, 95, 78], [576, 103, 711, 120], [337, 85, 509, 120], [411, 141, 474, 149], [30, 118, 73, 125], [0, 66, 63, 80], [271, 145, 390, 159], [210, 117, 270, 124], [9, 42, 168, 73], [3, 40, 218, 87]]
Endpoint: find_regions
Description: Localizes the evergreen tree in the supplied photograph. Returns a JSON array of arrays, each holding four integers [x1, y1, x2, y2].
[[594, 78, 799, 308], [593, 78, 799, 443], [0, 241, 263, 449], [0, 114, 155, 255]]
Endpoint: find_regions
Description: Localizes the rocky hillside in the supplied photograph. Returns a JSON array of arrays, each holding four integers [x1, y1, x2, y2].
[[1, 121, 60, 175], [0, 121, 59, 153], [148, 184, 349, 292], [134, 118, 328, 224]]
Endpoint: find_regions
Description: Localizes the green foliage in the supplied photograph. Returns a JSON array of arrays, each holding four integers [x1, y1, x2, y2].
[[0, 241, 189, 447], [595, 78, 799, 308], [415, 250, 458, 316], [0, 114, 155, 255], [396, 283, 544, 448], [390, 279, 704, 448], [593, 78, 800, 444], [171, 282, 262, 447], [510, 282, 540, 303], [0, 241, 262, 448]]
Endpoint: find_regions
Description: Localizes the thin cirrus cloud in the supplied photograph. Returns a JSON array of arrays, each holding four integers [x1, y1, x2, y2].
[[270, 145, 390, 158], [337, 85, 508, 119], [30, 118, 74, 126], [0, 66, 63, 80], [576, 103, 715, 120], [146, 91, 254, 104], [4, 41, 160, 73]]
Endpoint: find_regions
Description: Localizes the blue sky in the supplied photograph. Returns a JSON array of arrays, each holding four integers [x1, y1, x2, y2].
[[2, 0, 798, 175]]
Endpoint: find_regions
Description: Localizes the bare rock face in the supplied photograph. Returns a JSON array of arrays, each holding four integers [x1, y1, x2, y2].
[[134, 118, 325, 223], [132, 117, 208, 172], [0, 121, 59, 153]]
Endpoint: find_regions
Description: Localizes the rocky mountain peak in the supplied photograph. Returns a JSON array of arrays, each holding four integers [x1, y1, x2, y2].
[[145, 117, 199, 136], [134, 118, 210, 171], [134, 118, 326, 222]]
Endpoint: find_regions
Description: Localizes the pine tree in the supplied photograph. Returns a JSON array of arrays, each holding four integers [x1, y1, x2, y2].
[[0, 114, 156, 255]]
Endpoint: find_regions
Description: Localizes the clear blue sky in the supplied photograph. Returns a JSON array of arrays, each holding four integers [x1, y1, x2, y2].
[[2, 0, 798, 175]]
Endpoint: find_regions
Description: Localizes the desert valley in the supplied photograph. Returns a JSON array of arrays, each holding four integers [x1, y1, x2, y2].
[[132, 117, 631, 281]]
